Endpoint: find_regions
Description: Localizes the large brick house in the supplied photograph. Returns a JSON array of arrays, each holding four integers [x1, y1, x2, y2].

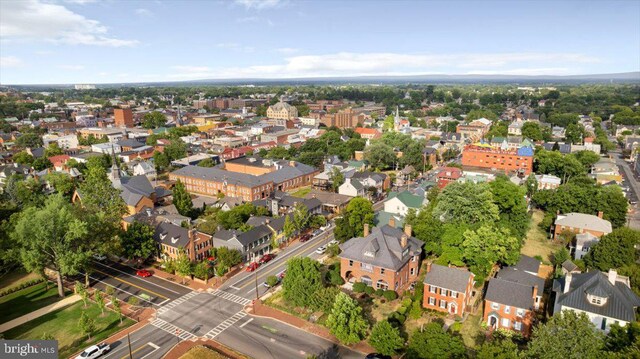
[[339, 224, 423, 293], [554, 212, 612, 241], [422, 263, 475, 316], [155, 222, 213, 262]]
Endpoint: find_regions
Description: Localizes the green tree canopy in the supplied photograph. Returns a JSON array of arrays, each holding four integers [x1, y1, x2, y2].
[[142, 111, 167, 129], [462, 224, 521, 277], [282, 257, 323, 308], [407, 323, 466, 359], [584, 227, 640, 271], [368, 320, 404, 356], [120, 222, 157, 260], [433, 182, 499, 225], [325, 292, 369, 345], [172, 179, 193, 217], [527, 311, 604, 359]]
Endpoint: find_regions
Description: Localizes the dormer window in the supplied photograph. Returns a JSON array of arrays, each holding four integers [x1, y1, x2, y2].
[[171, 236, 179, 244], [586, 293, 608, 306], [364, 251, 375, 258], [402, 248, 409, 257]]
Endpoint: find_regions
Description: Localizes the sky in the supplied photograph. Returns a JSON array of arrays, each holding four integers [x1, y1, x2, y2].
[[0, 0, 639, 85]]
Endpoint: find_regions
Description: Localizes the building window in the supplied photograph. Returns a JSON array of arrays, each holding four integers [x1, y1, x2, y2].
[[410, 268, 415, 276], [501, 318, 510, 328], [440, 300, 446, 309], [380, 268, 385, 275], [514, 321, 522, 331], [450, 291, 457, 298], [516, 309, 525, 317], [349, 260, 353, 267], [430, 285, 436, 294], [429, 297, 435, 306], [491, 302, 500, 310], [504, 306, 511, 314]]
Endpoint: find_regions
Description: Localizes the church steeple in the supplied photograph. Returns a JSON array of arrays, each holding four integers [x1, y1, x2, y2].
[[110, 145, 120, 181]]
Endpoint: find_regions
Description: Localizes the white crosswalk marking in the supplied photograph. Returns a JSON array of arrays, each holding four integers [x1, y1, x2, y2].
[[157, 291, 198, 315], [150, 318, 196, 340], [208, 289, 252, 306], [203, 311, 248, 339]]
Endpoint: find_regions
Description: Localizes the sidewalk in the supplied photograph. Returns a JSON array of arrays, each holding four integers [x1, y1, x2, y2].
[[143, 264, 243, 292], [0, 294, 80, 333], [249, 300, 374, 355]]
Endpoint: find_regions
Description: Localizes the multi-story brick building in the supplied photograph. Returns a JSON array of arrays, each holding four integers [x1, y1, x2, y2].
[[339, 224, 423, 293], [461, 143, 534, 175], [114, 108, 134, 128], [423, 263, 475, 316], [192, 99, 214, 110], [155, 222, 213, 262], [436, 166, 463, 189], [169, 156, 318, 201], [484, 278, 538, 337], [553, 212, 612, 241], [267, 101, 298, 120]]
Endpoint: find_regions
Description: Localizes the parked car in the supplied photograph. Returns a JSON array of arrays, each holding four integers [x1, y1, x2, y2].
[[365, 354, 391, 359], [259, 253, 274, 264], [92, 253, 107, 262], [136, 269, 152, 277], [277, 270, 286, 279], [328, 239, 339, 246], [76, 343, 110, 359], [299, 234, 312, 242], [312, 229, 322, 236], [315, 245, 327, 254], [246, 262, 260, 272]]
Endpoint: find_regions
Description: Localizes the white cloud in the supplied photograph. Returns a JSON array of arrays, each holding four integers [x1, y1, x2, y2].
[[216, 43, 255, 53], [237, 16, 259, 23], [0, 0, 138, 47], [0, 56, 23, 68], [58, 64, 85, 70], [171, 66, 212, 73], [235, 0, 283, 10], [63, 0, 97, 4], [165, 51, 600, 80], [135, 8, 153, 17], [275, 47, 298, 54]]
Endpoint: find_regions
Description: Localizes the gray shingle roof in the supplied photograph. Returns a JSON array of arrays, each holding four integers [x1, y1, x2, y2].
[[553, 271, 640, 322], [496, 267, 545, 292], [154, 222, 190, 248], [555, 213, 612, 234], [486, 278, 535, 310], [423, 264, 474, 293], [339, 225, 423, 271], [513, 255, 541, 274]]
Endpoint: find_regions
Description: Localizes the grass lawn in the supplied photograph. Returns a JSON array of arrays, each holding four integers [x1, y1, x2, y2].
[[0, 281, 68, 323], [521, 210, 563, 264], [3, 301, 134, 358], [0, 269, 40, 291], [369, 297, 402, 322], [289, 187, 311, 198], [459, 312, 485, 349], [180, 346, 229, 359]]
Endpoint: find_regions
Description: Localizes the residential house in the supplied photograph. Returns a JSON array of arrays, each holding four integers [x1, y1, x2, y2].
[[211, 215, 288, 261], [508, 120, 524, 136], [0, 163, 31, 192], [266, 102, 298, 120], [132, 161, 157, 180], [383, 190, 426, 217], [155, 222, 213, 262], [354, 127, 382, 140], [553, 270, 640, 332], [484, 278, 538, 336], [561, 260, 581, 276], [436, 167, 463, 189], [570, 232, 600, 260], [339, 224, 423, 293], [338, 178, 366, 197], [554, 212, 612, 241], [422, 263, 475, 316], [303, 189, 352, 214], [535, 174, 561, 190], [591, 157, 622, 184]]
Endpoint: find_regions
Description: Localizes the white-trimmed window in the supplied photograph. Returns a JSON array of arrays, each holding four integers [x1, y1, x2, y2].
[[514, 321, 522, 331], [450, 291, 457, 298], [501, 318, 510, 328], [410, 268, 415, 276], [504, 306, 511, 314], [429, 297, 435, 306], [430, 285, 436, 294], [491, 302, 500, 310], [516, 308, 525, 317], [440, 300, 447, 309]]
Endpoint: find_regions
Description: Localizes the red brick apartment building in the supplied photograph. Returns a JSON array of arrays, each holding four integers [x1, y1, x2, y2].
[[339, 223, 423, 293], [461, 144, 534, 175], [114, 108, 134, 128], [423, 263, 475, 316]]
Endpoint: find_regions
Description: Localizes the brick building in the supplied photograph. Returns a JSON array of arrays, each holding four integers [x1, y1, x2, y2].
[[114, 108, 134, 128], [423, 263, 475, 316], [461, 143, 534, 175], [436, 167, 463, 189], [155, 222, 213, 262], [553, 212, 612, 241], [339, 224, 423, 293], [267, 101, 298, 120]]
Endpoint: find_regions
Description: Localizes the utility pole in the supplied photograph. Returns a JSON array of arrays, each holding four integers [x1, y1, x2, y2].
[[127, 333, 133, 359], [254, 268, 259, 301]]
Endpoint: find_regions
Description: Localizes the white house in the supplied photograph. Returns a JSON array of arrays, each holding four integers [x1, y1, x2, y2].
[[571, 232, 599, 260], [508, 120, 524, 136], [92, 143, 121, 154], [338, 178, 365, 197], [383, 190, 426, 217], [553, 270, 640, 332], [133, 161, 156, 180]]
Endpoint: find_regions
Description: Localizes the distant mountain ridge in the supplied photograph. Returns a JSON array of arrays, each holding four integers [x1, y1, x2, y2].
[[3, 72, 639, 88]]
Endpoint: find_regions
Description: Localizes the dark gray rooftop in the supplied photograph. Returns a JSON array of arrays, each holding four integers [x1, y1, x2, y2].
[[423, 264, 474, 293], [486, 278, 535, 310], [513, 255, 541, 274], [496, 267, 545, 292]]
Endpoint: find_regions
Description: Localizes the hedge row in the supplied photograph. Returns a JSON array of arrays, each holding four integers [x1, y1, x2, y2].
[[352, 282, 398, 301], [0, 278, 46, 298]]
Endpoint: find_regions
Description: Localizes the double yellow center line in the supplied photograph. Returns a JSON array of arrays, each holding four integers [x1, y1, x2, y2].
[[93, 268, 169, 300]]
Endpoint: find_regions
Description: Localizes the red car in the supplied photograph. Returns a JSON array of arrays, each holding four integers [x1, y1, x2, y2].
[[259, 254, 274, 264], [278, 270, 286, 279], [299, 234, 312, 242], [136, 269, 152, 277], [246, 262, 260, 272]]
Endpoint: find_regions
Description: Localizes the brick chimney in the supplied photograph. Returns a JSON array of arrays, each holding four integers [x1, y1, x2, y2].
[[426, 262, 432, 273], [532, 285, 538, 300], [404, 224, 412, 237], [363, 223, 369, 237], [564, 272, 572, 293], [289, 160, 296, 167], [400, 234, 408, 248], [608, 269, 617, 285], [389, 217, 396, 228], [597, 211, 604, 219]]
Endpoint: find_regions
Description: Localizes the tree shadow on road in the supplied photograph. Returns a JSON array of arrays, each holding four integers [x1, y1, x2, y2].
[[316, 344, 342, 359]]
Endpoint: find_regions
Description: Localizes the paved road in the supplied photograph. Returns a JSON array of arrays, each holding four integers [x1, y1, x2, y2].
[[613, 151, 640, 230], [221, 224, 336, 300], [83, 260, 191, 308]]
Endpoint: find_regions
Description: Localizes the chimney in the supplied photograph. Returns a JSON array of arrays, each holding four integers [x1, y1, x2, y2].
[[532, 285, 538, 300], [363, 223, 369, 237], [404, 224, 412, 237], [426, 262, 432, 273], [608, 269, 617, 285], [597, 211, 604, 219], [289, 160, 296, 167], [564, 273, 572, 293], [401, 234, 408, 248], [389, 217, 396, 228]]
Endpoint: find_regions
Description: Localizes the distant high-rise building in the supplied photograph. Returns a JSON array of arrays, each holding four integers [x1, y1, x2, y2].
[[114, 108, 134, 128], [74, 84, 96, 90]]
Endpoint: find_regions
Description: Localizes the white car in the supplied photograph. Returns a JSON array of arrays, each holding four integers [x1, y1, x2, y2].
[[315, 246, 327, 254], [92, 253, 107, 262], [328, 240, 339, 246], [76, 343, 110, 359]]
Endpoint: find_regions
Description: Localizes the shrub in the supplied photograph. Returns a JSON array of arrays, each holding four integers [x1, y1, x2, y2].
[[383, 290, 397, 301], [401, 297, 413, 307], [328, 270, 345, 286], [353, 282, 367, 293], [0, 278, 45, 297], [266, 275, 279, 287], [375, 289, 385, 297], [397, 306, 408, 315], [364, 286, 375, 295], [388, 311, 406, 326], [408, 300, 423, 319]]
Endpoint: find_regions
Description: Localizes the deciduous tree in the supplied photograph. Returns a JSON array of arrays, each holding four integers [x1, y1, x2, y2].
[[325, 292, 369, 345], [528, 311, 604, 359], [407, 323, 466, 359], [368, 320, 404, 356]]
